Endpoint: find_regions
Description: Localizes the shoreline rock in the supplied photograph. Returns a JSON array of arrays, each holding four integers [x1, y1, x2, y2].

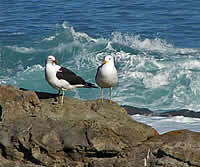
[[122, 105, 200, 118], [121, 105, 154, 116], [0, 84, 200, 167]]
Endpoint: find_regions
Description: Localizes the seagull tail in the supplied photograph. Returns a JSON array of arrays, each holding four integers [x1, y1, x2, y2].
[[85, 82, 98, 88]]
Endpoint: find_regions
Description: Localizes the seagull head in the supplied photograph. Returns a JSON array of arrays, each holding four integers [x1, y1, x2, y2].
[[46, 55, 58, 65], [103, 55, 114, 65]]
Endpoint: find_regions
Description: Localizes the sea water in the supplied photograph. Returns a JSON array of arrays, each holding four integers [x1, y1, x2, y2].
[[1, 0, 200, 133]]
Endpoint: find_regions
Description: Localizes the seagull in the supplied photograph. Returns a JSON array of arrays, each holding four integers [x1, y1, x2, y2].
[[45, 55, 97, 104], [95, 55, 118, 103]]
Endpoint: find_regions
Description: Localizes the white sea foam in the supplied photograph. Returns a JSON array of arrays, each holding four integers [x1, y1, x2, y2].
[[71, 27, 97, 43], [190, 78, 200, 96], [62, 21, 97, 43], [105, 41, 115, 51], [111, 32, 199, 55], [182, 59, 200, 71], [43, 35, 56, 41], [132, 114, 200, 134], [61, 22, 68, 29], [23, 64, 44, 73], [162, 116, 200, 123], [6, 46, 37, 54], [111, 32, 173, 53], [113, 50, 168, 89], [0, 64, 44, 86], [143, 72, 169, 89]]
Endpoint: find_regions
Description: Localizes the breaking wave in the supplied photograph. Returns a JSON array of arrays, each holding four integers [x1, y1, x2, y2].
[[1, 22, 200, 111]]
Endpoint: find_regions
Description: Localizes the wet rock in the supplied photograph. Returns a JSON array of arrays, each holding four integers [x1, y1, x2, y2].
[[159, 109, 200, 118], [121, 105, 154, 115], [122, 104, 200, 118]]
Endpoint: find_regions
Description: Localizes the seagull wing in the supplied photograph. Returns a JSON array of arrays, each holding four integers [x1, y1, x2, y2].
[[95, 64, 103, 80], [56, 67, 86, 85]]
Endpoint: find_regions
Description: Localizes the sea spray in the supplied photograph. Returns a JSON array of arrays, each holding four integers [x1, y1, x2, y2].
[[1, 23, 200, 111]]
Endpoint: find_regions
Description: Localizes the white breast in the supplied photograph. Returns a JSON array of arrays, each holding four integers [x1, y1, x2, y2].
[[96, 62, 118, 88], [45, 64, 72, 90]]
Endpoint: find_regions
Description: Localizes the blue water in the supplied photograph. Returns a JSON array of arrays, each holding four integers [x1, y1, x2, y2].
[[1, 0, 200, 112]]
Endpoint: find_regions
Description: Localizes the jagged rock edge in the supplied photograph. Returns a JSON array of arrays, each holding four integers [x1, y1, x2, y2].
[[154, 149, 198, 167]]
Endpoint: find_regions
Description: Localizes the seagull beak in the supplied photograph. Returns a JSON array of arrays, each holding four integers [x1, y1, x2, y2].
[[54, 60, 58, 64], [103, 60, 107, 64]]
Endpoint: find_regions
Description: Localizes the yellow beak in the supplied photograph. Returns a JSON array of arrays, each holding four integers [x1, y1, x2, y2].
[[54, 60, 58, 64], [103, 60, 107, 64]]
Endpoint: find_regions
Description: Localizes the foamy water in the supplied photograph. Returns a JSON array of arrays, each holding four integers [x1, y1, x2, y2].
[[1, 24, 200, 112], [132, 115, 200, 134]]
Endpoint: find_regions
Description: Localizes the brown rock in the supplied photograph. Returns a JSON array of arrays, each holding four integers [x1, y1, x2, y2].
[[0, 85, 40, 122], [1, 84, 200, 167], [0, 85, 156, 167], [148, 130, 200, 167]]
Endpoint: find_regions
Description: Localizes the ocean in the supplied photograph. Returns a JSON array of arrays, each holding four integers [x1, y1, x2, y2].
[[1, 0, 200, 134]]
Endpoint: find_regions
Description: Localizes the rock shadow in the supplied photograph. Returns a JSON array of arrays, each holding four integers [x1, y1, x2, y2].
[[35, 91, 58, 100], [20, 88, 58, 100]]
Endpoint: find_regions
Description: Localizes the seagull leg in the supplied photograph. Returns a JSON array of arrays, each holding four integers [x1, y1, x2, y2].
[[109, 87, 112, 103], [52, 90, 60, 104], [101, 88, 104, 103], [61, 90, 65, 105], [58, 90, 61, 96], [54, 90, 61, 104], [56, 90, 60, 102]]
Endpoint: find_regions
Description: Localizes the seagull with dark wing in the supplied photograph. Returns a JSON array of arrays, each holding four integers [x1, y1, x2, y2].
[[95, 55, 118, 103], [45, 55, 97, 104]]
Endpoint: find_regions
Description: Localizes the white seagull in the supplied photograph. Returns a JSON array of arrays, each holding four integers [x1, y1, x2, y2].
[[95, 55, 118, 103], [45, 55, 97, 104]]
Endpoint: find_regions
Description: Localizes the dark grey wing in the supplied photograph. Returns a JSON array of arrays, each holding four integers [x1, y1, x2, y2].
[[56, 67, 86, 85], [56, 67, 97, 88], [95, 64, 103, 81]]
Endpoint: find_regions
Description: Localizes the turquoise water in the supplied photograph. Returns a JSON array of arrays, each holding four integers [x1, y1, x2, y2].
[[1, 1, 200, 112]]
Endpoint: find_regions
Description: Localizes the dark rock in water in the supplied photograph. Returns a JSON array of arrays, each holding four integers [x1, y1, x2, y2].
[[122, 104, 200, 119], [158, 109, 200, 118], [121, 105, 154, 115], [0, 84, 200, 167]]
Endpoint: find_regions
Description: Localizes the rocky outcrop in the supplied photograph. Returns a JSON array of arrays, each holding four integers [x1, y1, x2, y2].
[[0, 84, 200, 167], [122, 105, 200, 118], [121, 105, 154, 116]]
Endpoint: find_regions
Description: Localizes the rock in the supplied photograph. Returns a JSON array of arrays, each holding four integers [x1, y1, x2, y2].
[[0, 84, 157, 167], [121, 105, 154, 115], [147, 130, 200, 167], [0, 85, 40, 122], [1, 84, 200, 167], [158, 109, 200, 118], [122, 105, 200, 118]]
